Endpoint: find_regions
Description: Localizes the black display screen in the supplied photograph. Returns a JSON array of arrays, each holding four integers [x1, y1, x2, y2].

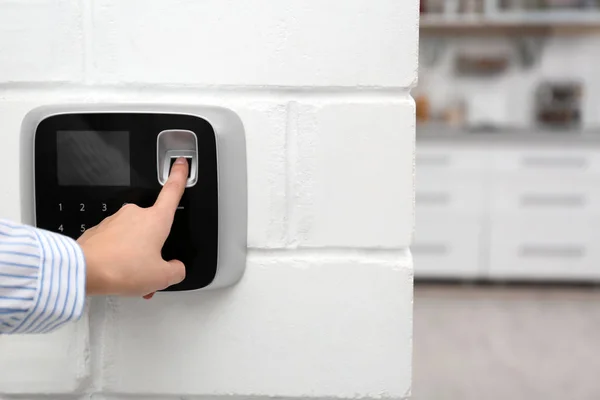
[[56, 130, 131, 186]]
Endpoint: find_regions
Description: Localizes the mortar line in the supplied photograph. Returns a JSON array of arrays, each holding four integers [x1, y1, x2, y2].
[[248, 246, 411, 260], [284, 101, 299, 246], [90, 394, 412, 400], [84, 297, 111, 395], [81, 0, 94, 84], [0, 82, 413, 100], [0, 394, 412, 400]]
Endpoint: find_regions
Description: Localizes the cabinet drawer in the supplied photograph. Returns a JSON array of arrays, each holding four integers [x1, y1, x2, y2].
[[488, 216, 600, 281], [416, 174, 486, 215], [413, 215, 484, 279], [417, 146, 487, 173], [490, 178, 600, 217], [492, 149, 600, 177]]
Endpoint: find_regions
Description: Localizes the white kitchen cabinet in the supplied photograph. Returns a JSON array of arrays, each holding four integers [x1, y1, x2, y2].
[[488, 147, 600, 281], [415, 136, 600, 283]]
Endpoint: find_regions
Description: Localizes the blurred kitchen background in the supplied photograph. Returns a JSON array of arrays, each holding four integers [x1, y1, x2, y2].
[[412, 1, 600, 399]]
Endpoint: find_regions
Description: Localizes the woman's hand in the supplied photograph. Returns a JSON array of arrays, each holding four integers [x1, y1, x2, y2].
[[78, 158, 189, 297]]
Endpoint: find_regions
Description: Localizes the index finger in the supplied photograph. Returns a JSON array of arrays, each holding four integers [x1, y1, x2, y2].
[[153, 157, 189, 216]]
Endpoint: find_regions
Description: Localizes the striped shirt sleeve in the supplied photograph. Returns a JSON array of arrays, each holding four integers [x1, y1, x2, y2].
[[0, 219, 86, 335]]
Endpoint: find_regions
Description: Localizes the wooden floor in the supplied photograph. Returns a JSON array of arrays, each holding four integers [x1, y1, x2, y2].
[[412, 283, 600, 400]]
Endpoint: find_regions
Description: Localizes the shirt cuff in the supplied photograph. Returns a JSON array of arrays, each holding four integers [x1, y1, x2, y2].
[[17, 228, 87, 334]]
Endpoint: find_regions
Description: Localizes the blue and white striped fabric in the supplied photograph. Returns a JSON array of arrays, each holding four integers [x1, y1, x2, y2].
[[0, 219, 86, 335]]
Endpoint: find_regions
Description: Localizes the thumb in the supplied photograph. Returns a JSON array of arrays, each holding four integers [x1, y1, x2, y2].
[[144, 260, 185, 298], [165, 259, 186, 287]]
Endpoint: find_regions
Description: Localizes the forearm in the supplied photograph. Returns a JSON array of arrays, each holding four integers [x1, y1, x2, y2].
[[0, 219, 86, 334]]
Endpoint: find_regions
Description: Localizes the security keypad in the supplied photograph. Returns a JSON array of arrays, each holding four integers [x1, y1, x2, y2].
[[32, 112, 218, 291]]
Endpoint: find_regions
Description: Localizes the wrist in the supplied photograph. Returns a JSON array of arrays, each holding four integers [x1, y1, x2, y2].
[[80, 241, 112, 296]]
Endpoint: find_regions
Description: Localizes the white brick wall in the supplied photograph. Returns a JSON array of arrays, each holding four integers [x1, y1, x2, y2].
[[0, 0, 417, 398], [0, 0, 84, 83], [90, 0, 418, 87]]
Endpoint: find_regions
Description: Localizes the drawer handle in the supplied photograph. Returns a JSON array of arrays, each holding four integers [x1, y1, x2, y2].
[[520, 194, 586, 208], [412, 243, 448, 255], [521, 156, 587, 169], [519, 245, 585, 259], [416, 192, 450, 205], [417, 155, 451, 167]]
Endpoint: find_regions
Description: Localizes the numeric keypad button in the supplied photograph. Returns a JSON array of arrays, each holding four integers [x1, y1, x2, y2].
[[63, 225, 80, 240], [85, 202, 105, 227], [55, 201, 76, 214]]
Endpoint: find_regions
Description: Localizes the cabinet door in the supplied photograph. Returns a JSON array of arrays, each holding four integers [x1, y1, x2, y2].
[[414, 144, 488, 279], [413, 213, 485, 279], [488, 147, 600, 281], [416, 145, 488, 216]]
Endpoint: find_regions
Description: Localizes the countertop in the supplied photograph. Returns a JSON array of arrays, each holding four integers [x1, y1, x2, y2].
[[417, 124, 600, 146]]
